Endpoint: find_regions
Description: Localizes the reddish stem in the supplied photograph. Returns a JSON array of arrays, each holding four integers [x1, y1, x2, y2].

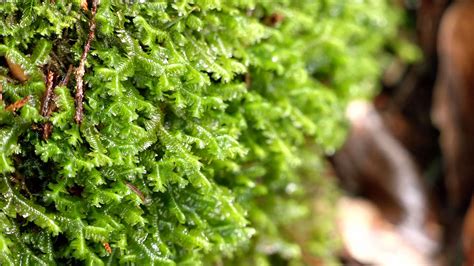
[[74, 0, 98, 124]]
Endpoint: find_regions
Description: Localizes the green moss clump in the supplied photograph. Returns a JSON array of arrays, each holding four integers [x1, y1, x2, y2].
[[0, 0, 399, 265]]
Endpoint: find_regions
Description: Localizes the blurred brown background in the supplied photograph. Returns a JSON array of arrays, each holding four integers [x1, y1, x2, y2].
[[330, 0, 474, 265]]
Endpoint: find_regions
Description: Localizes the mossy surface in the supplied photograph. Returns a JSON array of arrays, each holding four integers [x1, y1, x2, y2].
[[0, 1, 399, 265]]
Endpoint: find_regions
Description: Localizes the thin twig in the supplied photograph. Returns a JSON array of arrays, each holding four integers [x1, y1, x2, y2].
[[60, 64, 74, 87], [50, 51, 66, 71], [125, 182, 146, 203], [41, 65, 74, 140], [42, 123, 53, 140], [74, 0, 98, 124], [5, 96, 30, 112], [41, 71, 55, 117], [41, 71, 56, 140]]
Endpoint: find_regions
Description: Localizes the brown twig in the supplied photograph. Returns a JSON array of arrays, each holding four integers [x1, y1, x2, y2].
[[41, 71, 55, 117], [6, 96, 30, 112], [41, 71, 57, 140], [50, 51, 66, 71], [125, 182, 146, 203], [42, 123, 53, 140], [74, 0, 98, 124], [40, 65, 74, 140], [60, 64, 74, 87]]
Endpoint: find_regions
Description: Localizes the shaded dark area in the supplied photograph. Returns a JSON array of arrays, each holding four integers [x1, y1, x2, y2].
[[330, 0, 474, 264]]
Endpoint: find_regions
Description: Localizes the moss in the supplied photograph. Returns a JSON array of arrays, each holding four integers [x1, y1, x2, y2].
[[0, 0, 399, 264]]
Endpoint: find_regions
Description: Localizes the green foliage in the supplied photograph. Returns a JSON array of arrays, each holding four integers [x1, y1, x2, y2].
[[0, 0, 400, 264]]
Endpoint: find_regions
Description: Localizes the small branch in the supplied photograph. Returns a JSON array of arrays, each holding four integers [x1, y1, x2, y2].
[[125, 182, 146, 203], [50, 51, 66, 71], [41, 71, 55, 117], [39, 64, 73, 140], [40, 71, 57, 140], [59, 64, 74, 87], [42, 123, 53, 140], [6, 96, 30, 112], [74, 0, 98, 124]]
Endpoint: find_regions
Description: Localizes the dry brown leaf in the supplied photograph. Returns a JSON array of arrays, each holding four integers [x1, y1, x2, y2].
[[6, 57, 28, 82]]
